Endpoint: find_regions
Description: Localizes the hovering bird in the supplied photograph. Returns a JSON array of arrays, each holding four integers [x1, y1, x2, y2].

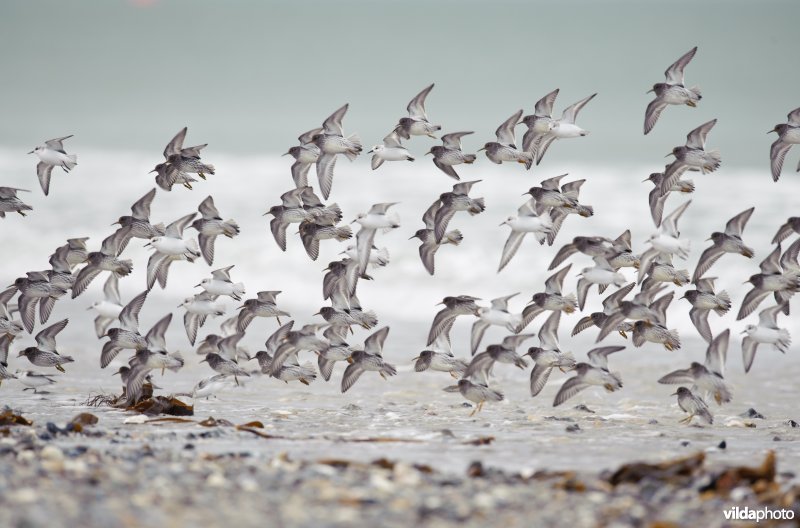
[[527, 311, 577, 397], [518, 265, 578, 331], [737, 241, 800, 320], [341, 327, 397, 393], [471, 293, 523, 355], [658, 329, 731, 405], [190, 196, 240, 266], [521, 88, 559, 153], [692, 207, 755, 283], [237, 291, 289, 332], [180, 292, 225, 346], [498, 198, 554, 272], [410, 200, 463, 276], [88, 274, 124, 339], [644, 46, 702, 135], [100, 291, 148, 368], [431, 180, 485, 243], [145, 212, 200, 289], [28, 135, 77, 196], [575, 257, 627, 311], [768, 107, 800, 182], [741, 304, 791, 373], [660, 119, 721, 195], [394, 83, 441, 140], [0, 187, 33, 218], [638, 200, 692, 284], [426, 295, 481, 347], [479, 109, 532, 168], [112, 188, 165, 254], [13, 271, 66, 333], [283, 128, 323, 188], [681, 277, 731, 343], [553, 346, 625, 407], [63, 237, 90, 269], [571, 282, 636, 338], [426, 131, 476, 180], [533, 93, 597, 165], [153, 127, 215, 184], [17, 319, 73, 372], [15, 370, 57, 393], [413, 348, 468, 379], [312, 104, 362, 199], [71, 230, 133, 298], [773, 217, 800, 245], [0, 288, 24, 340], [644, 172, 694, 227], [352, 202, 400, 274], [463, 334, 533, 386], [368, 131, 414, 170], [197, 265, 245, 301]]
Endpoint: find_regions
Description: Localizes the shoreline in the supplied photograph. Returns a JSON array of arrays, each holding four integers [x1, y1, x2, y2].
[[2, 407, 799, 528]]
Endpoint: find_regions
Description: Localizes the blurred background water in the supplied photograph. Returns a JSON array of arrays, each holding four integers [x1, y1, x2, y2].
[[1, 0, 800, 472]]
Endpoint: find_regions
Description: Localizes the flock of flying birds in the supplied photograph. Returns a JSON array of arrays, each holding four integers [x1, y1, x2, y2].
[[1, 46, 800, 426]]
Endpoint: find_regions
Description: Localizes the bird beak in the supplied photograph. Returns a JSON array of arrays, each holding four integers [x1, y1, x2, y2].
[[411, 356, 420, 362], [367, 149, 374, 154], [641, 178, 650, 183], [313, 311, 321, 316], [670, 391, 678, 396], [86, 306, 93, 311], [111, 221, 120, 226], [199, 358, 208, 363], [16, 351, 23, 357], [408, 234, 417, 240], [521, 191, 531, 197], [194, 283, 201, 287], [646, 89, 654, 94], [143, 243, 151, 248], [282, 151, 291, 156], [740, 329, 748, 334], [665, 152, 674, 158], [477, 147, 486, 152], [424, 150, 433, 156], [499, 222, 506, 227], [148, 168, 156, 173], [27, 150, 34, 155]]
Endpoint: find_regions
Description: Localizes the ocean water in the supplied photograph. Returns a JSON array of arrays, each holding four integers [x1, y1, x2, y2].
[[2, 0, 800, 474], [1, 148, 800, 473]]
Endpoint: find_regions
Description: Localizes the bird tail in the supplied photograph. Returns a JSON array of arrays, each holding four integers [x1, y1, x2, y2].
[[117, 259, 134, 276], [523, 152, 534, 170], [469, 198, 485, 215], [445, 229, 463, 246], [488, 388, 505, 402], [668, 330, 681, 350], [335, 226, 353, 241], [324, 203, 343, 221], [703, 150, 722, 173], [344, 134, 362, 161], [381, 363, 397, 377], [714, 291, 731, 315], [374, 247, 390, 266], [463, 154, 476, 164], [223, 220, 240, 237], [675, 269, 690, 286], [153, 222, 166, 235], [64, 154, 78, 170], [777, 329, 792, 352]]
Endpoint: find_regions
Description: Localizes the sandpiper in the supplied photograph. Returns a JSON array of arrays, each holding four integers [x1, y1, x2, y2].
[[394, 83, 441, 140], [644, 46, 701, 134], [29, 135, 77, 196], [426, 131, 476, 180]]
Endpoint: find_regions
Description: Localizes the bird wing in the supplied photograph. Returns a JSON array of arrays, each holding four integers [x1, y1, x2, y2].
[[198, 195, 222, 220], [561, 93, 597, 124], [534, 88, 559, 117], [145, 313, 173, 351], [664, 46, 697, 85], [689, 307, 712, 343], [545, 264, 571, 295], [770, 140, 793, 182], [686, 119, 717, 149], [705, 328, 729, 377], [498, 231, 526, 272], [553, 376, 589, 407], [35, 318, 69, 351], [529, 365, 553, 397], [433, 159, 460, 180], [340, 362, 364, 393], [315, 153, 337, 200], [441, 131, 472, 150], [322, 104, 349, 136], [587, 346, 625, 369], [364, 326, 390, 355], [407, 83, 434, 119], [163, 127, 187, 158], [119, 290, 148, 331], [724, 207, 754, 237], [644, 97, 668, 135], [495, 109, 523, 145], [131, 188, 156, 220], [165, 212, 198, 238], [692, 245, 725, 283], [36, 162, 54, 196]]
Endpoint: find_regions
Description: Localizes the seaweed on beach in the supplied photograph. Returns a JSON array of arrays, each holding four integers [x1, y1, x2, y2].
[[129, 396, 194, 416], [0, 408, 32, 426]]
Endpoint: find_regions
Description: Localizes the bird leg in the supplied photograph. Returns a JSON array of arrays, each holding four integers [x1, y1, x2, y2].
[[469, 405, 478, 417], [234, 376, 240, 386], [56, 364, 65, 373]]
